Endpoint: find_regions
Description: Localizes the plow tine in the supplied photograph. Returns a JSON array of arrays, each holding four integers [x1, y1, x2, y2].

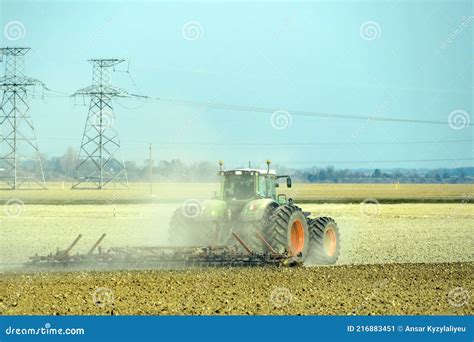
[[62, 234, 82, 256], [88, 233, 107, 255], [232, 232, 253, 254], [255, 230, 277, 254]]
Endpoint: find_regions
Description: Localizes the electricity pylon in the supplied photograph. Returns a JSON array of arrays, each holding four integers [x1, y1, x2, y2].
[[72, 59, 129, 189], [0, 47, 46, 189]]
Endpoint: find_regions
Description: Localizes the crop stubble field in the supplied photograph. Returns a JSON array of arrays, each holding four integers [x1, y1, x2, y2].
[[0, 182, 471, 203], [0, 183, 473, 315]]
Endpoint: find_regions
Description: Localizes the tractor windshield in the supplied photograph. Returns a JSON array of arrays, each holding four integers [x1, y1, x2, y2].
[[223, 173, 255, 200]]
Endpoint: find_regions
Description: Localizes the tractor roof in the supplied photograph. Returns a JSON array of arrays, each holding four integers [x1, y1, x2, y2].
[[224, 168, 277, 175]]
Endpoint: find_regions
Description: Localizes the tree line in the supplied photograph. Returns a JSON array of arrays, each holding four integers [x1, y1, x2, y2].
[[38, 148, 474, 184]]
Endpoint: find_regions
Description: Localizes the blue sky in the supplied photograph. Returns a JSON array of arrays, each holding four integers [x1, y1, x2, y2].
[[1, 0, 472, 169]]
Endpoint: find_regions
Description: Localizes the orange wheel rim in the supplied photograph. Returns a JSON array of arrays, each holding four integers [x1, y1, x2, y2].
[[290, 219, 305, 254], [324, 227, 337, 256]]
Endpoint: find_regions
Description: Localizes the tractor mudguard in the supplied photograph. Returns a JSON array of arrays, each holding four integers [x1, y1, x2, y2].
[[239, 198, 278, 222], [194, 199, 228, 221]]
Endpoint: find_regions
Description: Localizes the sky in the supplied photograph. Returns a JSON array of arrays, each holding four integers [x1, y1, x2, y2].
[[1, 0, 472, 169]]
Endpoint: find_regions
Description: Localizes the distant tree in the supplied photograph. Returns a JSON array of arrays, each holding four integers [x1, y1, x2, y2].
[[326, 166, 335, 180], [59, 147, 78, 178], [190, 161, 218, 182], [318, 169, 327, 181], [372, 169, 382, 178], [124, 161, 140, 181], [22, 151, 474, 184]]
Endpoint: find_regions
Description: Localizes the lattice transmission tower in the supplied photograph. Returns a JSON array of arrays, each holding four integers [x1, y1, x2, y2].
[[0, 47, 46, 190], [72, 59, 129, 189]]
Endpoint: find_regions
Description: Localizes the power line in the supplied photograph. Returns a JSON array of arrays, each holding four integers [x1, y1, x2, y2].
[[36, 137, 472, 146], [33, 88, 472, 126], [154, 98, 473, 126]]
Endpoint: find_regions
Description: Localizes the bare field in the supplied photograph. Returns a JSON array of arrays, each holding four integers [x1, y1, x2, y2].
[[0, 263, 472, 315], [0, 183, 472, 204], [0, 203, 472, 268]]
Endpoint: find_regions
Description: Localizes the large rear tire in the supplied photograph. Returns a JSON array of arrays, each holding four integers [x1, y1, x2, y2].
[[168, 208, 221, 246], [234, 221, 265, 252], [234, 203, 279, 253], [264, 204, 310, 261], [307, 217, 340, 264]]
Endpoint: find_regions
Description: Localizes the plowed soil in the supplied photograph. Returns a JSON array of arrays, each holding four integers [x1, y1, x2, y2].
[[0, 263, 472, 315]]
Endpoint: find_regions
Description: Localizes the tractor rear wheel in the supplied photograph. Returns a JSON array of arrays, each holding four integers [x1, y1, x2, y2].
[[234, 204, 279, 253], [307, 217, 340, 264], [168, 208, 221, 246], [234, 221, 265, 252], [264, 204, 310, 260]]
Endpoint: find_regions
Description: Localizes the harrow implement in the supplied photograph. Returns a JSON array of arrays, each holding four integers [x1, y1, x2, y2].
[[26, 233, 302, 270]]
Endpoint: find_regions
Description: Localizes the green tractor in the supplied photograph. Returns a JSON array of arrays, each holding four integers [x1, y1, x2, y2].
[[169, 160, 340, 264]]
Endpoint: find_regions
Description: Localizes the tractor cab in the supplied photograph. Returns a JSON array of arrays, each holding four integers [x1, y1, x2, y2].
[[218, 160, 292, 203]]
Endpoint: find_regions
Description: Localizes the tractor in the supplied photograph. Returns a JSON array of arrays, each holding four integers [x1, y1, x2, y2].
[[169, 160, 340, 264]]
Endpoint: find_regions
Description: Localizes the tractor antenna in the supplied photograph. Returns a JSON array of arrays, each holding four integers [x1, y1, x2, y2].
[[0, 47, 47, 189], [219, 160, 224, 171], [266, 160, 271, 174]]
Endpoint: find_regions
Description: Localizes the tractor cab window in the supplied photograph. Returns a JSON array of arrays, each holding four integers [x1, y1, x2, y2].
[[223, 172, 255, 200], [267, 176, 276, 199], [257, 174, 276, 199], [257, 175, 267, 197]]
